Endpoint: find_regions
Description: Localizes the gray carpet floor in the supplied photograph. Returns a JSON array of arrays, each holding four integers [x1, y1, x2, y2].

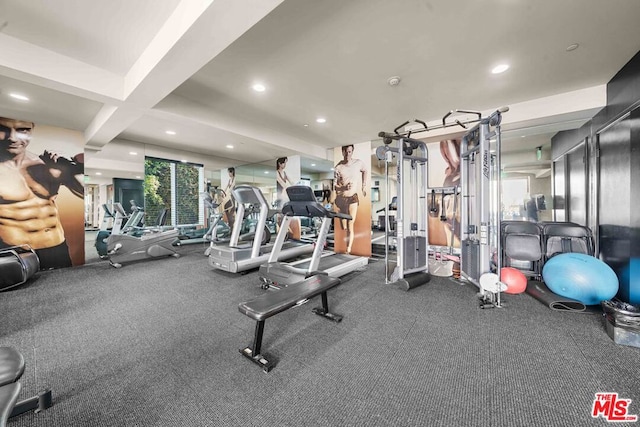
[[1, 244, 639, 426]]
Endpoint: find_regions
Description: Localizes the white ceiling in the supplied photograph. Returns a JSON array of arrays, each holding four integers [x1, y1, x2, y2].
[[1, 0, 640, 180]]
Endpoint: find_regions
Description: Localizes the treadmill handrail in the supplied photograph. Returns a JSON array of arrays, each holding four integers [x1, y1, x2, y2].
[[230, 185, 269, 258]]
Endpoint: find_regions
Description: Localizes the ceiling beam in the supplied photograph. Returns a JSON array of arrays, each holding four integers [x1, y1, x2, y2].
[[85, 0, 286, 150]]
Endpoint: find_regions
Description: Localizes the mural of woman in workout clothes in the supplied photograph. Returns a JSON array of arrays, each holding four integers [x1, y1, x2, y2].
[[332, 142, 371, 257], [221, 167, 236, 230], [275, 156, 300, 239]]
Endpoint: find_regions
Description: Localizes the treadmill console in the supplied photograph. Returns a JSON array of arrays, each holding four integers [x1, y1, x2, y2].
[[283, 186, 328, 217], [286, 185, 316, 202]]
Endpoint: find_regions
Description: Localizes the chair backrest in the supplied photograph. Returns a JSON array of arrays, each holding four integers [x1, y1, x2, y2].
[[542, 223, 594, 260], [503, 233, 543, 277], [502, 221, 541, 235], [500, 221, 543, 278]]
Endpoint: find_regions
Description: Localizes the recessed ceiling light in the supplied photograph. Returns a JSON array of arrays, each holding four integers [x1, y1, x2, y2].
[[330, 167, 335, 171], [316, 117, 326, 124], [311, 163, 316, 167], [95, 172, 102, 175], [303, 124, 309, 127], [264, 171, 269, 174], [491, 64, 509, 74], [129, 151, 138, 155], [9, 93, 29, 101], [166, 130, 176, 135], [180, 159, 187, 163], [252, 83, 266, 92], [226, 144, 234, 149], [135, 176, 141, 179], [566, 43, 579, 52], [387, 76, 401, 86]]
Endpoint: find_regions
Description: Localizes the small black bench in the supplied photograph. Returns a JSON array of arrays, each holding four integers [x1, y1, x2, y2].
[[238, 274, 342, 372], [0, 347, 52, 427], [0, 246, 40, 292]]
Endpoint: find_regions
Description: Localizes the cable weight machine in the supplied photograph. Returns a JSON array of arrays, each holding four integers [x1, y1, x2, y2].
[[377, 106, 508, 300], [376, 133, 430, 290], [459, 108, 507, 308]]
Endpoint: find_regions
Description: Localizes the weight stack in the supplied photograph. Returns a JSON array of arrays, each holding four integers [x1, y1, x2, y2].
[[461, 239, 480, 281]]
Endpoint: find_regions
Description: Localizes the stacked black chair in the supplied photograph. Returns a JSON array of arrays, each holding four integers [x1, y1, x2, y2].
[[500, 221, 544, 279], [499, 221, 596, 280], [540, 222, 594, 262]]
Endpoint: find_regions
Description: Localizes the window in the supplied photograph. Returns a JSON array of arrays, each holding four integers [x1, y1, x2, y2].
[[144, 157, 204, 227], [501, 178, 529, 220]]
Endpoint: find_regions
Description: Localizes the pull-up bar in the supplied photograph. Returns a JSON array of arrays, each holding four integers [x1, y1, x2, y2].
[[379, 106, 509, 140]]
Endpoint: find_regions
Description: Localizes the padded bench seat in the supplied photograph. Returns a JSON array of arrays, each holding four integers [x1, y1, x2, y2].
[[0, 347, 52, 427], [0, 383, 20, 427], [0, 246, 40, 292], [0, 347, 24, 387], [238, 274, 342, 372]]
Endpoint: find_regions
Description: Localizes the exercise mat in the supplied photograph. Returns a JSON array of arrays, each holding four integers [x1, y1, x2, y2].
[[525, 280, 586, 312]]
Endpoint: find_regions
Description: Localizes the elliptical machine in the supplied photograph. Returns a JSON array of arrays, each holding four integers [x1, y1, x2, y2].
[[95, 203, 145, 259], [106, 205, 180, 268]]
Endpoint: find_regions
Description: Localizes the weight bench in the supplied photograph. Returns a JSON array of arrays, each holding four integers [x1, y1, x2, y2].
[[238, 274, 342, 372], [0, 246, 40, 292], [0, 347, 52, 427]]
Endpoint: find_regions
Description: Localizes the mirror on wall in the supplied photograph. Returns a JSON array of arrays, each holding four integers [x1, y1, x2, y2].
[[80, 117, 580, 266]]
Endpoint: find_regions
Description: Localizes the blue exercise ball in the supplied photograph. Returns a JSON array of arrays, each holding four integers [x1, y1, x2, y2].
[[542, 253, 619, 305]]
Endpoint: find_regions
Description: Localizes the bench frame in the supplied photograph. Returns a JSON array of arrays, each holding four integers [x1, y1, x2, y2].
[[8, 389, 53, 418], [239, 275, 342, 372]]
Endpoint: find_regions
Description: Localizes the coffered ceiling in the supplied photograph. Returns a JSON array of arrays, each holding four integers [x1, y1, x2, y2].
[[1, 0, 639, 179]]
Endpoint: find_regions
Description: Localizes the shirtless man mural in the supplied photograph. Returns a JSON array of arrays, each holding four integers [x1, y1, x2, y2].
[[334, 144, 369, 254], [0, 117, 83, 270]]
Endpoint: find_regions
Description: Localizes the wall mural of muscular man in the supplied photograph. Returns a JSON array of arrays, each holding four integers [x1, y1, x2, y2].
[[332, 142, 371, 257], [0, 116, 85, 270]]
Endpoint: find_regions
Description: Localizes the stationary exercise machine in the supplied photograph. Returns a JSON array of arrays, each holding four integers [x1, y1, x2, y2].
[[375, 132, 431, 290], [105, 205, 179, 268], [185, 188, 275, 256], [94, 204, 116, 259], [459, 108, 507, 308], [377, 107, 508, 293], [95, 203, 145, 259], [258, 185, 368, 288], [208, 185, 313, 273]]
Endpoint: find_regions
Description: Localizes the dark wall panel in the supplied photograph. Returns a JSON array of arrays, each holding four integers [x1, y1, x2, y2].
[[551, 121, 592, 160], [628, 108, 640, 304], [598, 115, 631, 301], [552, 159, 565, 221], [607, 50, 640, 121], [567, 142, 587, 225], [550, 49, 640, 303], [113, 178, 144, 214]]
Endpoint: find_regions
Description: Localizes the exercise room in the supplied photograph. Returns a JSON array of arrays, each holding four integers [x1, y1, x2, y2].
[[1, 1, 640, 426]]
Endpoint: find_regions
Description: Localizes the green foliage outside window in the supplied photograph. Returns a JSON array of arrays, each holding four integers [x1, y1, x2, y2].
[[143, 158, 202, 226]]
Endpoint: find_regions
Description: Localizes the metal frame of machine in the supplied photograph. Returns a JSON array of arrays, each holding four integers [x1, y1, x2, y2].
[[208, 185, 313, 273]]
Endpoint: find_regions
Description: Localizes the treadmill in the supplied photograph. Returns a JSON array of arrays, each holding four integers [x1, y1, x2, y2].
[[259, 185, 369, 288], [208, 185, 313, 273]]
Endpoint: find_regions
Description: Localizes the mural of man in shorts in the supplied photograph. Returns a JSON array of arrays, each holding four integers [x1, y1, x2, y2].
[[334, 144, 369, 254]]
